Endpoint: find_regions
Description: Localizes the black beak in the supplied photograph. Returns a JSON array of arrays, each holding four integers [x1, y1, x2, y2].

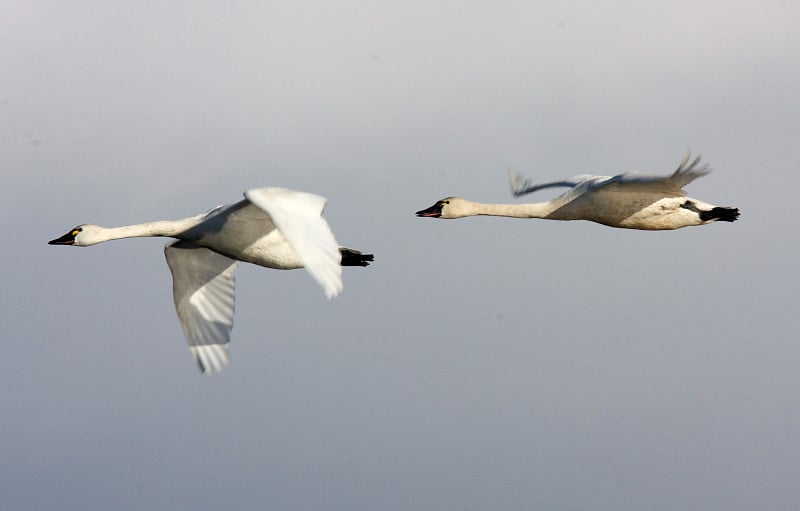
[[48, 232, 75, 245], [415, 203, 442, 218]]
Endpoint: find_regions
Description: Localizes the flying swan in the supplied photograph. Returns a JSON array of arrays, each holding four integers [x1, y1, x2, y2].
[[49, 187, 373, 373], [416, 151, 739, 230]]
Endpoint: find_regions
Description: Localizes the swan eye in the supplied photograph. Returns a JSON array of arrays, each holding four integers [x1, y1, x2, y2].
[[441, 200, 450, 205], [71, 228, 82, 236]]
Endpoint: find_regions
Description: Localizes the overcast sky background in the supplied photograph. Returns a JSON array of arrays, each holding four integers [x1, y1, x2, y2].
[[3, 1, 799, 509]]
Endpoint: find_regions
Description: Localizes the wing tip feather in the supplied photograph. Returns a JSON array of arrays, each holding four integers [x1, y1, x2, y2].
[[191, 344, 230, 374]]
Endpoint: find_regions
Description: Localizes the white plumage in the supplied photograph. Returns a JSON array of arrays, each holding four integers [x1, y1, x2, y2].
[[49, 187, 372, 373], [416, 152, 739, 230]]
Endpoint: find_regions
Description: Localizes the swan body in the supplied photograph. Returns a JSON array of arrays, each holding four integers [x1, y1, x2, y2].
[[49, 187, 373, 373], [416, 152, 739, 230]]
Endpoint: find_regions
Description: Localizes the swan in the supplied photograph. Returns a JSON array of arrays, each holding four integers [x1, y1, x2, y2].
[[416, 151, 739, 230], [49, 187, 373, 373]]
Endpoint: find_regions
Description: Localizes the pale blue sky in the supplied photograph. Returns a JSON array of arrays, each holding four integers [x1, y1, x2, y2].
[[3, 1, 799, 509]]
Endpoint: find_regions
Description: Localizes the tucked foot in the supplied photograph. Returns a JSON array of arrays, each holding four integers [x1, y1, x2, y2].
[[700, 206, 739, 222], [681, 201, 740, 223], [340, 247, 374, 266]]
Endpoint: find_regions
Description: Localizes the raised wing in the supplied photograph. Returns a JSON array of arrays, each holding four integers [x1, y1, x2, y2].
[[245, 187, 342, 299], [509, 151, 710, 198], [164, 240, 239, 373], [508, 168, 581, 197], [589, 151, 710, 196]]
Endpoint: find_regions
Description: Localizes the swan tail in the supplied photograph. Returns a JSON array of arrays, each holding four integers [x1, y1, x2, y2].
[[339, 247, 374, 267]]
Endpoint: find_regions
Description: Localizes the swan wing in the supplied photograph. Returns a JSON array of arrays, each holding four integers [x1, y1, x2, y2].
[[510, 151, 710, 198], [588, 151, 710, 197], [245, 187, 342, 299], [508, 169, 581, 197], [164, 240, 239, 373]]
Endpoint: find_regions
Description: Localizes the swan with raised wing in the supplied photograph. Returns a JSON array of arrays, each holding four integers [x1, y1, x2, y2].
[[49, 187, 373, 373], [416, 152, 739, 230]]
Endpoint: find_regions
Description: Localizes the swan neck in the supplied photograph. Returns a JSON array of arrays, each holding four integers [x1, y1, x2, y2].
[[466, 201, 552, 218], [98, 217, 200, 242]]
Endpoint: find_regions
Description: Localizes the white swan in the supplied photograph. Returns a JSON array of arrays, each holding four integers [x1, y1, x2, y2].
[[416, 152, 739, 230], [49, 187, 373, 373]]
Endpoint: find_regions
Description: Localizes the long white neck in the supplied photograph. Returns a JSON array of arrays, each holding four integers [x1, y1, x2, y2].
[[454, 200, 555, 219], [85, 216, 203, 244]]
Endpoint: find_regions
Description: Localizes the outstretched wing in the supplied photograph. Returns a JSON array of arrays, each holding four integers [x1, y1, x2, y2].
[[508, 168, 582, 197], [245, 187, 342, 299], [164, 240, 239, 373], [509, 151, 710, 198], [589, 151, 710, 196]]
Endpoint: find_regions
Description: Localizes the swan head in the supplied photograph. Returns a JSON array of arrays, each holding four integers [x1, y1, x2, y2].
[[415, 197, 470, 219], [48, 224, 106, 247]]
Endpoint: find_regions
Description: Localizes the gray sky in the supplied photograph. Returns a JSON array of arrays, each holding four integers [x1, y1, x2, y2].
[[3, 1, 799, 509]]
